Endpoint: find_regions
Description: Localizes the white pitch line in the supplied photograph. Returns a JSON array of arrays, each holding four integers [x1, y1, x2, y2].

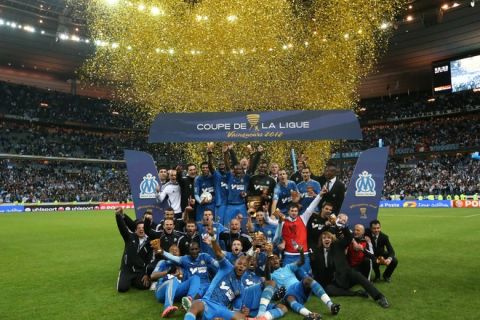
[[465, 214, 480, 218], [380, 214, 460, 218]]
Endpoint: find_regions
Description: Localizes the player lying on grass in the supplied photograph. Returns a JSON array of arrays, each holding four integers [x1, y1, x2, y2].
[[266, 242, 340, 320]]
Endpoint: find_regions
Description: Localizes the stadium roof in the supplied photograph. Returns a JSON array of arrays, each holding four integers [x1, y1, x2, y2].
[[0, 0, 479, 98]]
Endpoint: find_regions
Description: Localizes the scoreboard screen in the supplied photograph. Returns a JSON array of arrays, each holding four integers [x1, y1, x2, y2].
[[432, 53, 480, 94]]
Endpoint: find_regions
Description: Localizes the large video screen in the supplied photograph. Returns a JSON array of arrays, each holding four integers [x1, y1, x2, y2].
[[432, 54, 480, 94], [450, 55, 480, 92]]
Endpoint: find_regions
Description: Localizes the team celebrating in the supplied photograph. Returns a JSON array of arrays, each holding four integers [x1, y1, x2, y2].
[[114, 143, 398, 319]]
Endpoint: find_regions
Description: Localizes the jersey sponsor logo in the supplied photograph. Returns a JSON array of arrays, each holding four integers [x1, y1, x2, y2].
[[231, 184, 245, 191], [281, 196, 293, 204], [202, 187, 215, 193], [220, 281, 236, 300], [139, 173, 159, 199], [221, 182, 228, 189], [355, 171, 376, 197], [189, 266, 208, 274]]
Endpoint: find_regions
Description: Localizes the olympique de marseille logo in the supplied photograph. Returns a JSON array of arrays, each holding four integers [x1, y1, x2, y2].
[[355, 171, 376, 197], [139, 173, 159, 199]]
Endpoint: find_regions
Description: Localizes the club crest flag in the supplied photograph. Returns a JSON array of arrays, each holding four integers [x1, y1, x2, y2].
[[340, 147, 389, 227], [124, 150, 167, 222], [148, 110, 362, 142]]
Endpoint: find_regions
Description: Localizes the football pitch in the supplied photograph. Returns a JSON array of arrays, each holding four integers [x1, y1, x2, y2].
[[1, 208, 479, 320]]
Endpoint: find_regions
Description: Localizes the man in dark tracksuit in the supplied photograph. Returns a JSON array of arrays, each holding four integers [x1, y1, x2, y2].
[[115, 208, 153, 292]]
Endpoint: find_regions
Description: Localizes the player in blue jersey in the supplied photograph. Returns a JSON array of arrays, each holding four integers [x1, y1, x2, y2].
[[194, 162, 216, 222], [266, 244, 340, 320], [247, 210, 277, 243], [240, 253, 289, 320], [271, 169, 298, 215], [151, 244, 201, 318], [159, 241, 219, 312], [184, 229, 280, 320], [207, 143, 230, 226], [197, 209, 226, 256], [296, 167, 321, 215]]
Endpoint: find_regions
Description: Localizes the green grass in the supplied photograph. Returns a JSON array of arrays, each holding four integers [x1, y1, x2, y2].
[[1, 208, 479, 320]]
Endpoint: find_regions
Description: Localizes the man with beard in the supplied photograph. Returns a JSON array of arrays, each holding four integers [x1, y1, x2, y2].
[[178, 220, 201, 255]]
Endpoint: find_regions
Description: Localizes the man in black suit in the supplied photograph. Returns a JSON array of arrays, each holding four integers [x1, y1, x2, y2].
[[311, 226, 390, 308], [314, 162, 345, 214], [367, 219, 398, 282], [115, 208, 153, 292]]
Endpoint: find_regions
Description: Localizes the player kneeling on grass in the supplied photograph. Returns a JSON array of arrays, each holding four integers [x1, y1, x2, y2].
[[115, 208, 152, 293], [184, 230, 284, 320], [266, 243, 340, 320], [150, 242, 201, 318]]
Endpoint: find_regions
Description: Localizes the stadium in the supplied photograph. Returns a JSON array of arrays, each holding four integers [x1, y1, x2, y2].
[[0, 1, 479, 320]]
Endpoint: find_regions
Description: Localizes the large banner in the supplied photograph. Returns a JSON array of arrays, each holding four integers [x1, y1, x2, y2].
[[124, 150, 167, 222], [340, 147, 389, 227], [148, 110, 362, 142]]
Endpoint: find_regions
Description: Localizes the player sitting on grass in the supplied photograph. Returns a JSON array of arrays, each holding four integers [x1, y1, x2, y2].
[[159, 241, 219, 312], [266, 243, 340, 320], [150, 243, 200, 318]]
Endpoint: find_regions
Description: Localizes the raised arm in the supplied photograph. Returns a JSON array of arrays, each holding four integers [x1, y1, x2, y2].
[[143, 216, 162, 239], [115, 208, 130, 242], [300, 190, 326, 225], [207, 143, 215, 174]]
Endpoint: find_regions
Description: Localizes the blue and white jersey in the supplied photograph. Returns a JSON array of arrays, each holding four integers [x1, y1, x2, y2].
[[213, 170, 228, 206], [163, 252, 218, 287], [271, 263, 300, 290], [254, 223, 277, 242], [297, 180, 321, 214], [226, 172, 250, 205], [273, 180, 298, 213], [197, 222, 226, 255], [241, 270, 262, 288], [153, 259, 180, 284], [225, 251, 245, 265], [207, 258, 244, 307], [194, 175, 215, 203]]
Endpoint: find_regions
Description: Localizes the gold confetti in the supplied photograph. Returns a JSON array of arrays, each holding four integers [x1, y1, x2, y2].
[[77, 0, 404, 171]]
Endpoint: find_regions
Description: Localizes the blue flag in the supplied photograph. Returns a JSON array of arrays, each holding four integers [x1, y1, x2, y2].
[[148, 110, 362, 142], [124, 150, 167, 222], [339, 147, 389, 227]]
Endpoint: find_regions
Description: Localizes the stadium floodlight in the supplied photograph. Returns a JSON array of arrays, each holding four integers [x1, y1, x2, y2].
[[471, 1, 475, 7], [105, 0, 119, 5]]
